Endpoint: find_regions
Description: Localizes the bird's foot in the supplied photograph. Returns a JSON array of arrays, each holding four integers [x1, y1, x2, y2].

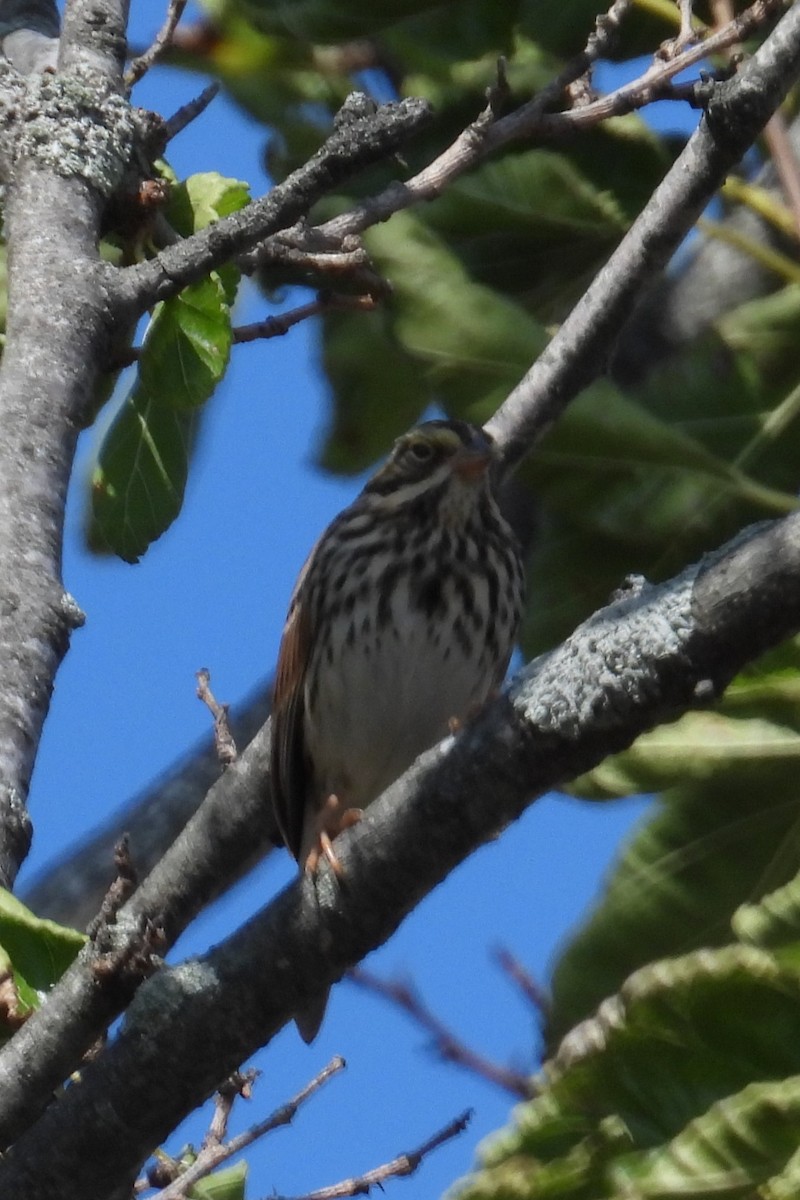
[[303, 796, 364, 877], [448, 690, 499, 735]]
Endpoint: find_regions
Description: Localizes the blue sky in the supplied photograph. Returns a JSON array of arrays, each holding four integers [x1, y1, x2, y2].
[[16, 7, 698, 1197]]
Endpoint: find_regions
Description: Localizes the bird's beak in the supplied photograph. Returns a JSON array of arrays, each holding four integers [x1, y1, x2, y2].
[[452, 446, 491, 482]]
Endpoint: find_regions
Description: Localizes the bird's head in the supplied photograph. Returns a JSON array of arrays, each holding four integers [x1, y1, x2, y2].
[[363, 420, 496, 514]]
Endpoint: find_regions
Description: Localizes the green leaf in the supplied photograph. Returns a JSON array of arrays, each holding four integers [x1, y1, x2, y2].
[[231, 0, 464, 41], [90, 274, 231, 560], [190, 1161, 247, 1199], [139, 277, 233, 411], [734, 872, 800, 951], [0, 890, 85, 1042], [170, 172, 251, 233], [319, 211, 546, 469], [458, 947, 800, 1200], [89, 376, 197, 563], [423, 146, 629, 320], [89, 170, 249, 560], [320, 306, 430, 473], [609, 1078, 800, 1198], [547, 720, 800, 1046]]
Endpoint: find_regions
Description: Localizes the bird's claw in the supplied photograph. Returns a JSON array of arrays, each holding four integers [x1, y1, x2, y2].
[[303, 796, 363, 877]]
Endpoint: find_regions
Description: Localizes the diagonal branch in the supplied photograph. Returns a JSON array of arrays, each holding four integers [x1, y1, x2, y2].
[[486, 0, 800, 472], [114, 96, 433, 314], [1, 509, 800, 1199]]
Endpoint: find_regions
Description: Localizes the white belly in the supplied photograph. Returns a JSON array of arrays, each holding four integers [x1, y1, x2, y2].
[[304, 569, 504, 808]]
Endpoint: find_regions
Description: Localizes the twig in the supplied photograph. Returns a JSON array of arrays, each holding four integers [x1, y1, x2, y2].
[[196, 670, 237, 767], [125, 0, 188, 90], [659, 0, 699, 57], [709, 0, 800, 242], [298, 0, 781, 258], [85, 836, 138, 939], [763, 112, 800, 244], [119, 96, 434, 312], [234, 294, 379, 345], [152, 1057, 346, 1200], [164, 83, 220, 143], [350, 967, 532, 1099], [277, 1109, 473, 1200], [492, 946, 551, 1018]]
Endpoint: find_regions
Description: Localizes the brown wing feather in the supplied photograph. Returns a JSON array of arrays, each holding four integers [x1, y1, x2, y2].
[[270, 555, 315, 861]]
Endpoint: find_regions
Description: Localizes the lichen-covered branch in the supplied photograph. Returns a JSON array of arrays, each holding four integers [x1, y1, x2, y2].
[[0, 0, 136, 886]]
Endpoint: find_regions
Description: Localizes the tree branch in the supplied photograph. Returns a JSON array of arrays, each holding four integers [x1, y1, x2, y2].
[[349, 966, 532, 1099], [22, 684, 271, 929], [0, 716, 275, 1148], [278, 0, 782, 264], [114, 96, 433, 314], [486, 0, 800, 471], [152, 1057, 345, 1200], [2, 509, 800, 1199], [0, 0, 135, 887]]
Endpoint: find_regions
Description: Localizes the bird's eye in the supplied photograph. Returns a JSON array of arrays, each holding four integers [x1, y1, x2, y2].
[[408, 440, 434, 462]]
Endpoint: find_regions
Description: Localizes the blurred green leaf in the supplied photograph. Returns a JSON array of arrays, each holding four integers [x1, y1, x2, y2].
[[0, 890, 85, 1043], [423, 145, 629, 319], [458, 947, 800, 1200], [190, 1161, 247, 1199], [608, 1077, 800, 1199], [733, 871, 800, 950], [318, 211, 545, 469], [548, 711, 800, 1047], [231, 0, 473, 42], [320, 305, 430, 473]]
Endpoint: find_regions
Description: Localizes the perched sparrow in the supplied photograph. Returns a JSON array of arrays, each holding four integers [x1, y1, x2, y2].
[[270, 419, 524, 1038]]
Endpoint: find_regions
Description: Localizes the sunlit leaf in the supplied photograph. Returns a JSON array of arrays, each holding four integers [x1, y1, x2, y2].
[[88, 173, 249, 559]]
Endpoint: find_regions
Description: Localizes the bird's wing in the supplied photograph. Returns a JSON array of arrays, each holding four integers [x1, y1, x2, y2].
[[270, 554, 315, 861]]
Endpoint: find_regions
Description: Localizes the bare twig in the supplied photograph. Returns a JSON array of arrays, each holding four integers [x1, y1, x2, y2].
[[165, 83, 220, 143], [709, 0, 800, 243], [492, 946, 551, 1018], [152, 1057, 346, 1200], [126, 0, 780, 312], [206, 1070, 258, 1144], [125, 0, 188, 90], [85, 835, 137, 939], [312, 0, 781, 256], [350, 967, 532, 1099], [659, 0, 699, 57], [763, 111, 800, 243], [196, 670, 237, 767], [284, 1109, 473, 1200], [234, 294, 379, 345]]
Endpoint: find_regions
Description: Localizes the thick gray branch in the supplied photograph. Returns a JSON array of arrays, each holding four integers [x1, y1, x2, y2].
[[486, 0, 800, 470], [1, 510, 799, 1200], [0, 1, 133, 887]]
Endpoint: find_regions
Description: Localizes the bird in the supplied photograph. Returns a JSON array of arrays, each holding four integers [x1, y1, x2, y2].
[[270, 418, 525, 1040]]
